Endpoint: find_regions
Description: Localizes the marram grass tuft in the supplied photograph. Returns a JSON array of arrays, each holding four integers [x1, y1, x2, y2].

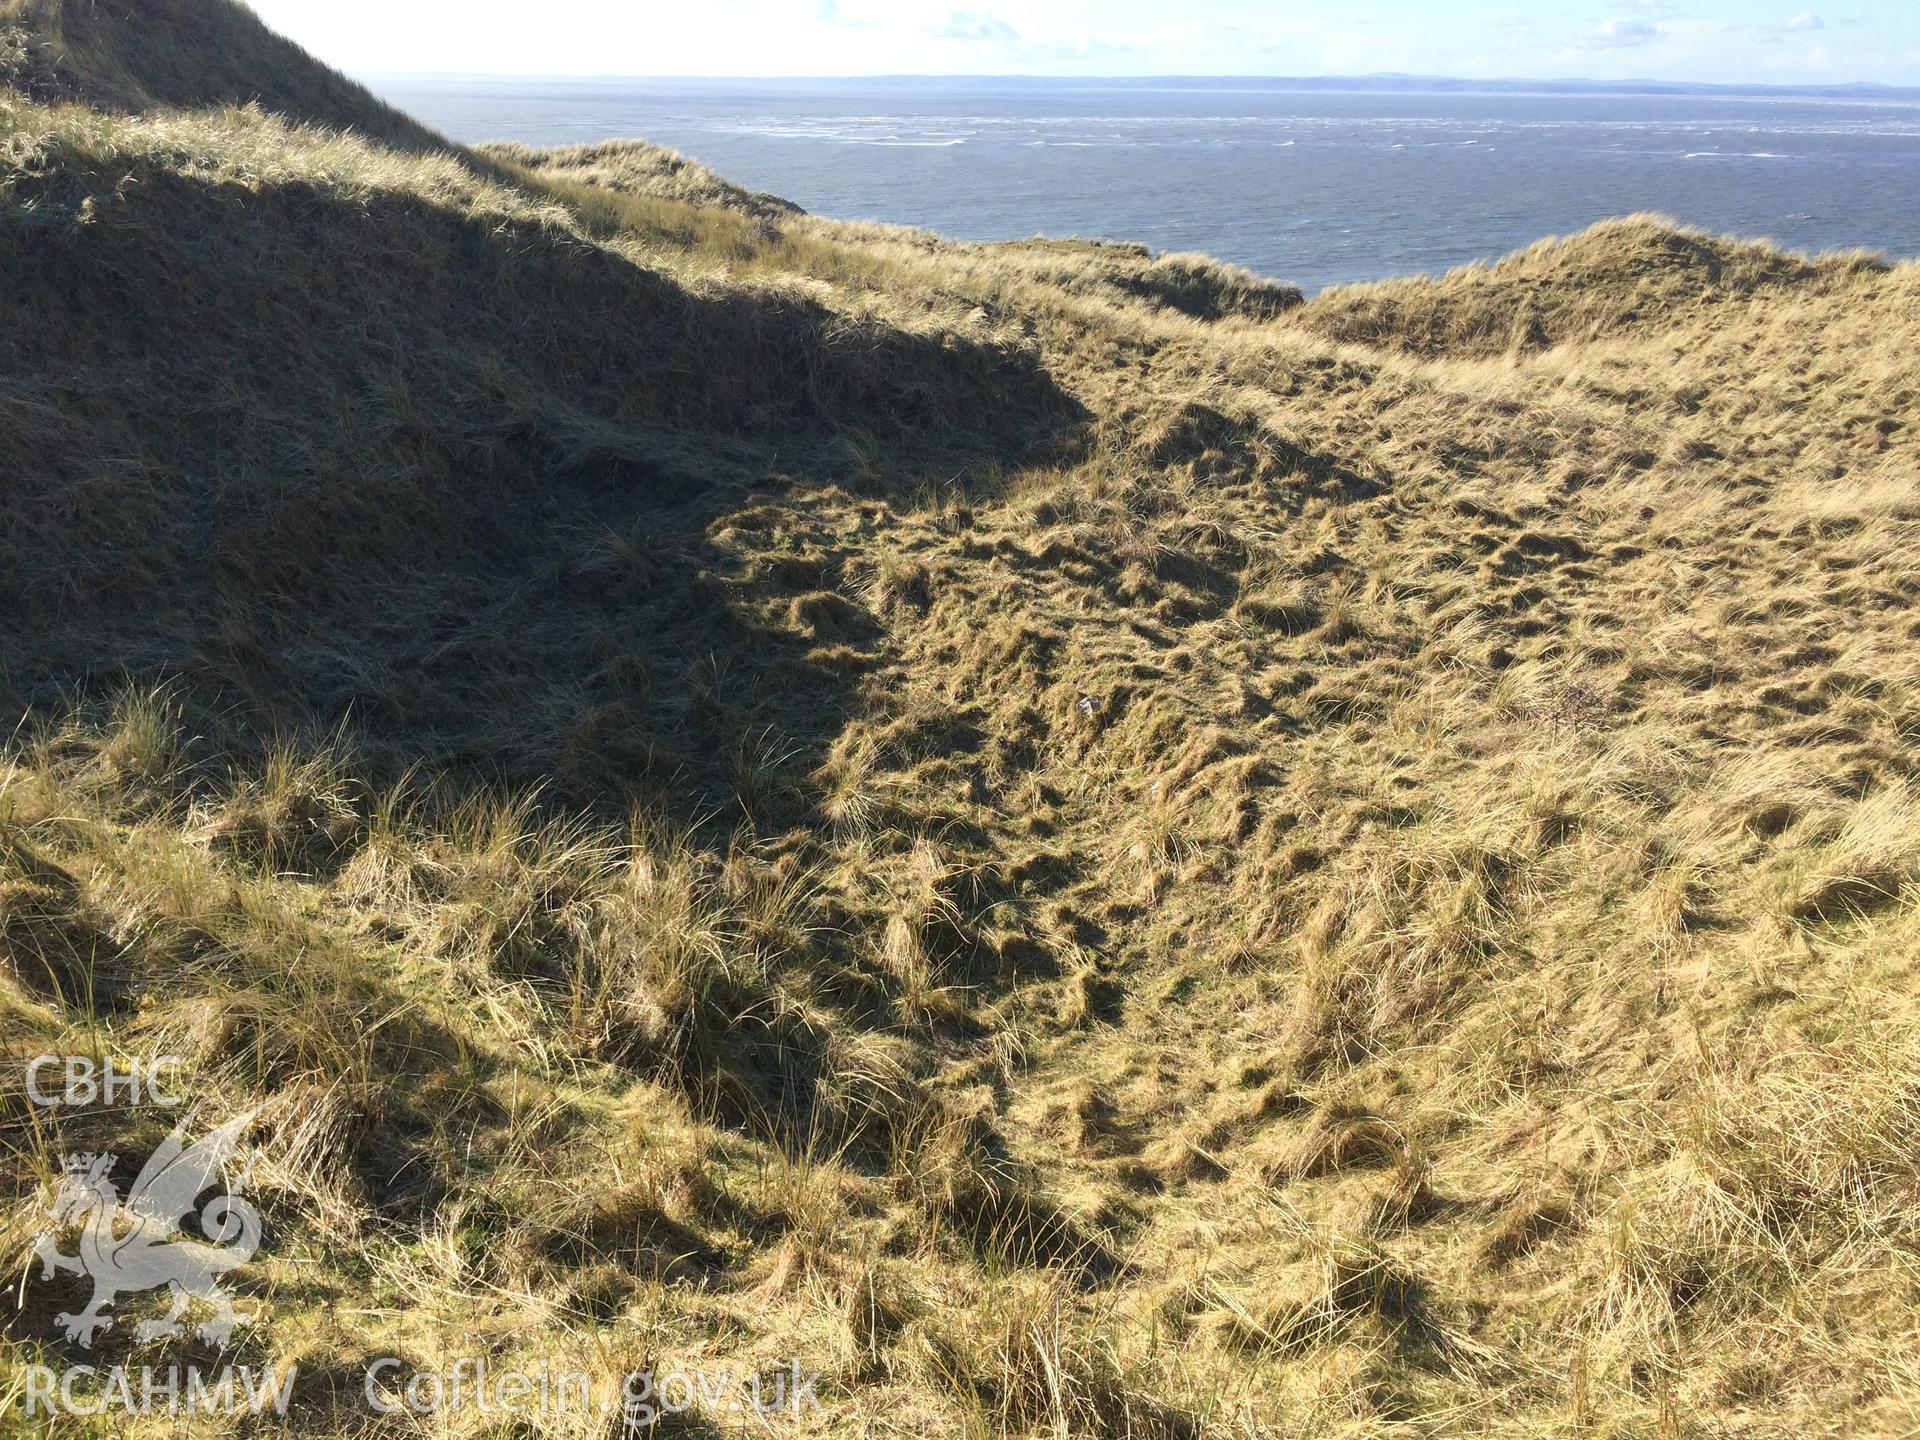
[[2, 1, 1919, 1435]]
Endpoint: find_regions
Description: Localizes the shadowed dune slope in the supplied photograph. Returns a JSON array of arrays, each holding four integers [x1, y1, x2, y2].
[[4, 5, 1920, 1437], [0, 0, 445, 148]]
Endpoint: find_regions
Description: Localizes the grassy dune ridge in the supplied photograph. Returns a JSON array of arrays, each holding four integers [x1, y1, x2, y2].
[[2, 2, 1919, 1435]]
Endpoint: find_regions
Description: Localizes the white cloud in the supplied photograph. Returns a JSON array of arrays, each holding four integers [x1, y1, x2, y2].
[[814, 0, 879, 30], [935, 10, 1019, 42], [1576, 17, 1663, 49], [1033, 36, 1136, 62], [237, 0, 1920, 84]]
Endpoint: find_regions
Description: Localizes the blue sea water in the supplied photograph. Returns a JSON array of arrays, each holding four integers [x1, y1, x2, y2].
[[371, 77, 1920, 293]]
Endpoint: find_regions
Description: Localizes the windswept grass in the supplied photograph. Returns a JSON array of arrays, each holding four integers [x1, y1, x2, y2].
[[482, 137, 805, 219], [3, 2, 1920, 1435], [1293, 211, 1892, 357], [0, 0, 445, 149]]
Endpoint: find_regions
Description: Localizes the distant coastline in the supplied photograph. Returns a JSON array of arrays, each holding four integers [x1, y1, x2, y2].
[[373, 75, 1920, 292], [354, 71, 1920, 103]]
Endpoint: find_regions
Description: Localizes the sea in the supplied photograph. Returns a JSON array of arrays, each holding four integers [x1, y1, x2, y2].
[[371, 77, 1920, 294]]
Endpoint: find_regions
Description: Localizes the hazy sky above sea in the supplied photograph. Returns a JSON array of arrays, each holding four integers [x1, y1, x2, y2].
[[247, 0, 1918, 86]]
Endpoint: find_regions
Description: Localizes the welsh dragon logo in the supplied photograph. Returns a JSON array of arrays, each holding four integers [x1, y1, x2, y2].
[[30, 1113, 262, 1348]]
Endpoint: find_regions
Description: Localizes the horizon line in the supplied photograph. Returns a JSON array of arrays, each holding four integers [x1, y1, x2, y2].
[[353, 69, 1920, 96]]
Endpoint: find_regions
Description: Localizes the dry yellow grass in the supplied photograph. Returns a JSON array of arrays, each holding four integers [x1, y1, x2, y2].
[[3, 2, 1919, 1436], [480, 137, 805, 220]]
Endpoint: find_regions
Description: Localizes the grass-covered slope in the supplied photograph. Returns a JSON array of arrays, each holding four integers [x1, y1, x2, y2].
[[3, 4, 1920, 1437], [482, 137, 806, 218], [0, 0, 444, 148], [1001, 235, 1306, 321], [1295, 212, 1888, 356], [0, 109, 1076, 786]]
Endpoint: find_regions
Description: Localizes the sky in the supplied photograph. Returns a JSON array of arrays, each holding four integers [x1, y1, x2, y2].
[[243, 0, 1920, 86]]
